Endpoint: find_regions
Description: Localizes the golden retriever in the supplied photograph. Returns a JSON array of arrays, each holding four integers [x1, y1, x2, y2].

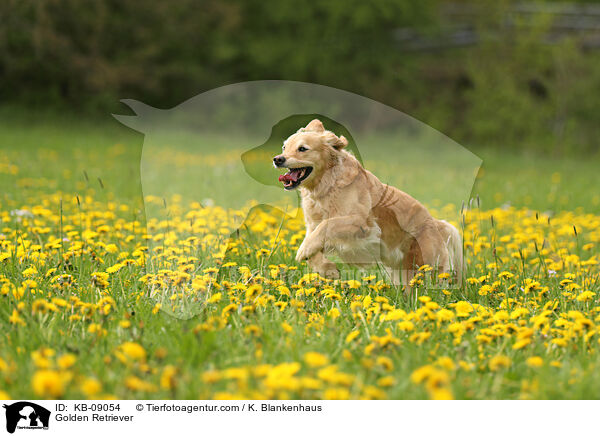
[[273, 119, 462, 292]]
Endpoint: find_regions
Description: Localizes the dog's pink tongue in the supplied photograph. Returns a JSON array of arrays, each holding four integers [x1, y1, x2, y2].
[[278, 169, 300, 183]]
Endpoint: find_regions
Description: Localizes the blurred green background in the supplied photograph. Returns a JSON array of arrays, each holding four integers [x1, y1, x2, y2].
[[1, 0, 600, 212], [2, 0, 600, 155]]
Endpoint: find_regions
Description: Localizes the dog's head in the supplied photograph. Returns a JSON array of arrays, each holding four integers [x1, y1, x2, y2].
[[273, 119, 348, 190]]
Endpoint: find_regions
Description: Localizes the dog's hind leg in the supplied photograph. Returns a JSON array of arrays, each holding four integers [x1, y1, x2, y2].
[[415, 225, 450, 276], [401, 244, 420, 296], [436, 219, 464, 285]]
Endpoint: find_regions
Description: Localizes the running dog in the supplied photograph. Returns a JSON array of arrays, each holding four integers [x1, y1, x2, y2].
[[273, 119, 462, 292]]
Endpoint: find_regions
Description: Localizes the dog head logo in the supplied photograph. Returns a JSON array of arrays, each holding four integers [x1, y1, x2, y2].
[[2, 402, 51, 433]]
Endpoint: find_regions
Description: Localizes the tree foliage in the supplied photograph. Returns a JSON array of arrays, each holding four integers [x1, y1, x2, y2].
[[1, 0, 599, 154]]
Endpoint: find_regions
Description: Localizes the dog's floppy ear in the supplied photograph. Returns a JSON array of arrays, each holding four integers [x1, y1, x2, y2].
[[305, 119, 325, 132], [325, 132, 348, 150]]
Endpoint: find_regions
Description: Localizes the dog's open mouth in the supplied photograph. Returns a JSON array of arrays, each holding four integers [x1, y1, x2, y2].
[[278, 167, 313, 190]]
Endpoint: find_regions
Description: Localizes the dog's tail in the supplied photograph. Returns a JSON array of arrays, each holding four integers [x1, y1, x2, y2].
[[439, 220, 464, 285]]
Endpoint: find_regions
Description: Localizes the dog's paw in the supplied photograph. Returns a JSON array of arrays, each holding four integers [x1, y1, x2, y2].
[[295, 238, 321, 262], [321, 267, 339, 280]]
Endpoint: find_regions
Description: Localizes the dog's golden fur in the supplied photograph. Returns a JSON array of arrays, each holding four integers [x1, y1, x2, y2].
[[274, 119, 462, 291]]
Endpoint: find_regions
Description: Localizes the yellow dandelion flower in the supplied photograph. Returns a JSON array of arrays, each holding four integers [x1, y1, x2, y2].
[[324, 388, 350, 400], [160, 365, 178, 390], [454, 301, 474, 317], [23, 266, 38, 277], [304, 352, 329, 368], [436, 357, 455, 371], [526, 356, 544, 368], [57, 354, 77, 369], [377, 376, 396, 387], [32, 370, 66, 398], [80, 378, 102, 397], [577, 291, 595, 302], [125, 376, 156, 392], [376, 356, 394, 371], [489, 355, 511, 371], [345, 330, 360, 344], [411, 365, 436, 384], [512, 338, 532, 350], [207, 292, 222, 304], [116, 342, 146, 362], [9, 309, 25, 326], [328, 307, 341, 319], [277, 286, 291, 296], [202, 370, 222, 384], [397, 320, 415, 331], [430, 388, 454, 400], [346, 280, 361, 289]]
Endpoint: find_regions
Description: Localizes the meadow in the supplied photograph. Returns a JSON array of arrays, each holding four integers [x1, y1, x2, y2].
[[1, 110, 600, 399]]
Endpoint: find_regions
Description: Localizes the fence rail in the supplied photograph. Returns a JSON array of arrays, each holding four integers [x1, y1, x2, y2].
[[395, 2, 600, 51]]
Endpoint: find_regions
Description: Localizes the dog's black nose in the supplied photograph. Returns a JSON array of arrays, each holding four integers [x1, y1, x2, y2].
[[273, 155, 286, 167]]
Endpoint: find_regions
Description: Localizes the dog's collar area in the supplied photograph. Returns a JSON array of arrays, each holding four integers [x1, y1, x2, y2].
[[278, 166, 313, 190]]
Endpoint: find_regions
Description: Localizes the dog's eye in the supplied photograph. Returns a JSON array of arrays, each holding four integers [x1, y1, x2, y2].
[[298, 146, 308, 152]]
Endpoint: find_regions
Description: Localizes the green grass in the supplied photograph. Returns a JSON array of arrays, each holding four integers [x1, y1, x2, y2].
[[1, 107, 598, 213], [1, 109, 599, 400]]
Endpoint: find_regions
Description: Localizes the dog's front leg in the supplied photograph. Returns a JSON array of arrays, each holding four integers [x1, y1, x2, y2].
[[296, 215, 368, 261], [295, 231, 323, 262], [307, 251, 339, 280]]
